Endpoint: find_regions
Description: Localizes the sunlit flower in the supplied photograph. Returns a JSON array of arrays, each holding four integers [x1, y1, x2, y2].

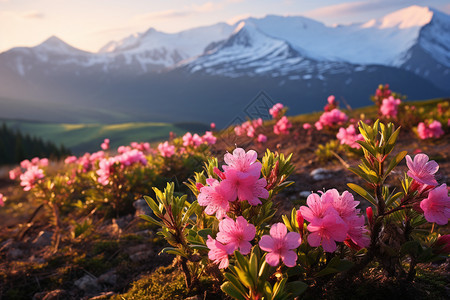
[[216, 216, 256, 255], [420, 184, 450, 225], [259, 223, 301, 267], [406, 154, 439, 186]]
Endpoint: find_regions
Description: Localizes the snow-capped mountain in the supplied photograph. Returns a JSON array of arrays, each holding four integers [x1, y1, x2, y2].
[[0, 5, 448, 125], [184, 6, 449, 79]]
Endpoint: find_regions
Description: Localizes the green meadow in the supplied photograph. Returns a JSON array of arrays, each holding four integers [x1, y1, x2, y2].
[[1, 120, 208, 154]]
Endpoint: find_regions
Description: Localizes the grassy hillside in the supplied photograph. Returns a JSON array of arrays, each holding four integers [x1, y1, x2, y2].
[[1, 120, 208, 154]]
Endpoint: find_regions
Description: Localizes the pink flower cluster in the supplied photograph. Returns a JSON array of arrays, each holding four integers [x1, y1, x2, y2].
[[417, 120, 444, 140], [315, 109, 348, 130], [0, 193, 4, 207], [158, 141, 175, 158], [336, 124, 364, 149], [96, 148, 147, 185], [269, 103, 284, 119], [299, 189, 369, 252], [198, 148, 269, 219], [234, 118, 263, 138], [380, 96, 401, 118], [273, 116, 292, 135], [182, 131, 217, 147], [207, 216, 256, 269], [20, 166, 45, 191], [9, 158, 48, 191], [101, 138, 110, 150], [406, 154, 449, 225]]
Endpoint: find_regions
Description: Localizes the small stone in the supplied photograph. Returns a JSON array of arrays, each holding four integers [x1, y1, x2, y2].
[[98, 271, 117, 286], [299, 191, 311, 198], [185, 296, 201, 300], [7, 247, 24, 259], [74, 274, 100, 293], [133, 199, 153, 217], [310, 168, 333, 181], [88, 292, 115, 300], [32, 231, 53, 248]]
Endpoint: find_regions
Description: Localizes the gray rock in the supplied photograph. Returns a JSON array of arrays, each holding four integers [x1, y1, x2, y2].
[[98, 271, 117, 286], [126, 244, 153, 262], [7, 247, 24, 259], [32, 231, 53, 248], [299, 191, 312, 198], [310, 168, 333, 181], [74, 274, 100, 293], [133, 198, 153, 217]]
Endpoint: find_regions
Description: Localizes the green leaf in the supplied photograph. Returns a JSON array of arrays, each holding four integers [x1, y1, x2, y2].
[[384, 127, 401, 155], [285, 281, 308, 297], [357, 141, 378, 159], [197, 228, 213, 240], [385, 151, 407, 178], [347, 183, 377, 206], [400, 240, 421, 256], [234, 251, 249, 271], [143, 195, 161, 214], [221, 282, 246, 300], [224, 273, 248, 297], [249, 251, 258, 284], [316, 257, 354, 277], [139, 214, 163, 227]]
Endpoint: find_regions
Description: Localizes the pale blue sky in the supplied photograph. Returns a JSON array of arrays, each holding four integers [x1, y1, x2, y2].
[[1, 0, 449, 53]]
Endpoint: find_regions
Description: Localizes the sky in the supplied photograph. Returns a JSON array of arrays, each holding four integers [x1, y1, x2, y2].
[[1, 0, 449, 53]]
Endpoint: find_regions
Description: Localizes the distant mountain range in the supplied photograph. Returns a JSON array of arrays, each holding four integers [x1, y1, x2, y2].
[[0, 5, 449, 126]]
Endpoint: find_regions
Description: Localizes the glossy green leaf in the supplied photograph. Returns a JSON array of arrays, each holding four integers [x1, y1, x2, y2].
[[347, 183, 377, 206]]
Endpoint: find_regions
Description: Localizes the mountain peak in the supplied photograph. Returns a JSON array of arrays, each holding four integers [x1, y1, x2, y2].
[[36, 35, 86, 54], [362, 5, 433, 29]]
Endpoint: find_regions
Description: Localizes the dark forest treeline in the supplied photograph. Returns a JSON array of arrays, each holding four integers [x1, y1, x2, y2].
[[0, 123, 71, 165]]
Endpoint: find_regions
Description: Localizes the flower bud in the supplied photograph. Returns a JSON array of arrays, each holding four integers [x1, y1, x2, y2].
[[296, 210, 304, 238], [432, 235, 450, 255], [366, 207, 373, 227]]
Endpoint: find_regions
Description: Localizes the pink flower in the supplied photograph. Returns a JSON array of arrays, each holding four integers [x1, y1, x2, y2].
[[116, 149, 147, 166], [317, 108, 348, 128], [221, 148, 269, 205], [257, 134, 267, 143], [314, 121, 323, 131], [259, 223, 301, 267], [101, 138, 110, 150], [326, 189, 360, 222], [380, 96, 401, 118], [222, 148, 261, 179], [345, 215, 370, 249], [198, 178, 234, 219], [206, 236, 231, 269], [303, 123, 311, 130], [20, 166, 44, 191], [327, 95, 335, 105], [222, 175, 268, 206], [0, 193, 4, 207], [269, 103, 284, 119], [406, 154, 439, 186], [417, 121, 444, 139], [202, 131, 217, 145], [420, 184, 450, 225], [158, 141, 175, 158], [20, 159, 32, 169], [9, 167, 22, 180], [210, 122, 216, 130], [336, 124, 364, 149], [274, 116, 292, 135], [96, 157, 116, 186], [216, 216, 256, 255], [299, 193, 335, 223], [307, 214, 349, 252]]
